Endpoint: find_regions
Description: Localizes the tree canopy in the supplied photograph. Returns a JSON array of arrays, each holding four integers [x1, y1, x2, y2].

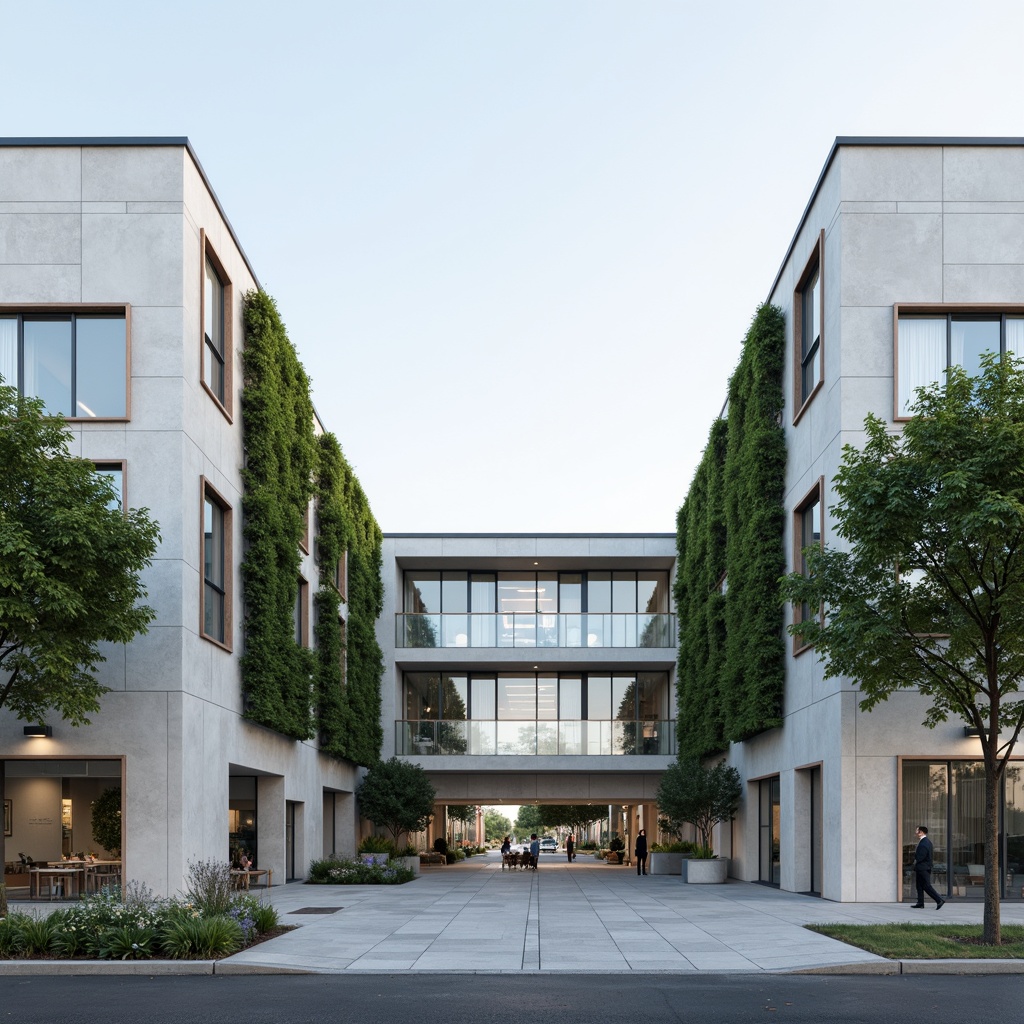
[[483, 808, 512, 840], [780, 354, 1024, 944], [357, 757, 436, 844], [656, 757, 741, 851], [513, 804, 543, 835], [538, 805, 606, 837], [0, 384, 160, 726]]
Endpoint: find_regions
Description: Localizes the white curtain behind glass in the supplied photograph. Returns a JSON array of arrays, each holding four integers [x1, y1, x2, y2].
[[1006, 319, 1024, 362], [898, 319, 945, 416], [0, 319, 15, 388]]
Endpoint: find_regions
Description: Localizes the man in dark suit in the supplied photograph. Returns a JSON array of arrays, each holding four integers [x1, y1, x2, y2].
[[912, 825, 945, 909]]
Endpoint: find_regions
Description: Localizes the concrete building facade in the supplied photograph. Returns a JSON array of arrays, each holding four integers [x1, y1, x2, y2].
[[721, 139, 1024, 902], [377, 533, 678, 845], [0, 140, 360, 897]]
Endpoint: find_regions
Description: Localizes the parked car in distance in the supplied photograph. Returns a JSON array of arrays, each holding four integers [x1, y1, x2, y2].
[[539, 837, 558, 853]]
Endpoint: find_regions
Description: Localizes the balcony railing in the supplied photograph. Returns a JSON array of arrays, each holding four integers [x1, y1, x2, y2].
[[395, 612, 677, 649], [395, 719, 676, 756]]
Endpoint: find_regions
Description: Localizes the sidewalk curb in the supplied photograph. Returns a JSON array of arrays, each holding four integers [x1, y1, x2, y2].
[[794, 959, 1024, 976], [0, 960, 215, 976]]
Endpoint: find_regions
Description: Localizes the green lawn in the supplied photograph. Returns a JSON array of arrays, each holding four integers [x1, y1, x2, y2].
[[807, 923, 1024, 959]]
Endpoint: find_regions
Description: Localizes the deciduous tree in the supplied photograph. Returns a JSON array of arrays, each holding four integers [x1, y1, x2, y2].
[[780, 355, 1024, 944], [357, 757, 436, 846]]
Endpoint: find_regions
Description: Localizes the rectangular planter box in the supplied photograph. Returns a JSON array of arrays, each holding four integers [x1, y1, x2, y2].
[[681, 858, 728, 883], [394, 855, 420, 876], [649, 852, 684, 875]]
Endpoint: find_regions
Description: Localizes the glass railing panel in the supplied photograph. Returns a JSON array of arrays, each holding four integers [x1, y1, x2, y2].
[[395, 720, 675, 754], [496, 721, 536, 754], [469, 613, 496, 647], [437, 720, 468, 754], [396, 612, 677, 648], [537, 721, 558, 755], [441, 614, 470, 648], [398, 614, 441, 648], [558, 720, 583, 755], [468, 721, 496, 755]]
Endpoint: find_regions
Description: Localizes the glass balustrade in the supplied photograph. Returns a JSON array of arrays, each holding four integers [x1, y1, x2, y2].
[[396, 613, 676, 648], [395, 720, 676, 756]]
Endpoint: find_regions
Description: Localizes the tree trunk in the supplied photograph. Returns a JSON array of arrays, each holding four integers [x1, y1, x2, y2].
[[983, 741, 1002, 945]]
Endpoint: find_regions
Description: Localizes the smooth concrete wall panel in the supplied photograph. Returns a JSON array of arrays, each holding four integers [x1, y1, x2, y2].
[[0, 212, 80, 264], [836, 304, 893, 380], [944, 212, 1024, 265], [943, 146, 1024, 202], [124, 429, 188, 560], [82, 213, 184, 307], [82, 147, 184, 204], [0, 147, 82, 201], [125, 625, 184, 692], [78, 426, 127, 463], [839, 374, 893, 434], [839, 146, 942, 204], [0, 263, 81, 302], [130, 305, 187, 379], [94, 640, 127, 692], [133, 557, 186, 633], [841, 214, 943, 307], [944, 263, 1024, 302], [853, 755, 898, 901]]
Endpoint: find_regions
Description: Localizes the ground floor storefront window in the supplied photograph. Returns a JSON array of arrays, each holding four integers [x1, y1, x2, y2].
[[901, 759, 1024, 901]]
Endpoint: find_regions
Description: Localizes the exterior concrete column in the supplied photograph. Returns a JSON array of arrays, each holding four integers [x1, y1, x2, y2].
[[257, 776, 285, 884]]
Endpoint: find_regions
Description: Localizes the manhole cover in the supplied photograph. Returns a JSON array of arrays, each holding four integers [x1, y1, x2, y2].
[[289, 906, 343, 914]]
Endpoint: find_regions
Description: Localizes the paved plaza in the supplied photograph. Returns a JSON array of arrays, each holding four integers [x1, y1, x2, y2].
[[219, 851, 1024, 974]]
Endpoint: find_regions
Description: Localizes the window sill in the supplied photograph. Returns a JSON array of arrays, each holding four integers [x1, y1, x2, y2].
[[201, 381, 233, 424], [792, 380, 824, 427]]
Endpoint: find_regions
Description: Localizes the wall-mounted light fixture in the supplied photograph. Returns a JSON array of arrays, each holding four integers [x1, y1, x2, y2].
[[23, 724, 53, 738], [964, 727, 982, 737]]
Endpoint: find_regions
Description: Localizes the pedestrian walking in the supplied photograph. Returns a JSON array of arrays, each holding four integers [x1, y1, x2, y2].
[[566, 833, 575, 863], [911, 825, 945, 909], [635, 829, 648, 875]]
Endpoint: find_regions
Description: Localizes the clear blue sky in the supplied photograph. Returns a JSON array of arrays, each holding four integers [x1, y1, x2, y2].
[[6, 0, 1024, 532]]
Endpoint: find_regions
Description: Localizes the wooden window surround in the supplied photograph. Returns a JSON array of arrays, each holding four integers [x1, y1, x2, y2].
[[0, 304, 131, 421], [93, 460, 127, 510], [299, 503, 311, 554], [792, 476, 825, 655], [793, 230, 825, 424], [200, 477, 233, 651], [892, 304, 1024, 421], [199, 230, 233, 421], [336, 550, 348, 602]]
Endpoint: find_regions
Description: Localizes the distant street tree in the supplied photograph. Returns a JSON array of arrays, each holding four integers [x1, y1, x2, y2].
[[0, 385, 160, 724], [538, 805, 606, 839], [780, 356, 1024, 945], [656, 757, 741, 852], [514, 805, 543, 836], [483, 808, 512, 841], [357, 757, 436, 846], [446, 803, 476, 843]]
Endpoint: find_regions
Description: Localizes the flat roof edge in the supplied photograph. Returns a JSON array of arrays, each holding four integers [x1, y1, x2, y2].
[[0, 136, 261, 289], [766, 136, 1024, 304]]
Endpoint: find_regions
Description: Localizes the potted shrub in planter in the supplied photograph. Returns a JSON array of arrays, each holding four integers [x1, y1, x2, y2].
[[648, 840, 697, 875], [656, 756, 742, 883], [607, 834, 626, 864], [357, 756, 435, 864], [680, 845, 729, 883], [358, 834, 392, 865]]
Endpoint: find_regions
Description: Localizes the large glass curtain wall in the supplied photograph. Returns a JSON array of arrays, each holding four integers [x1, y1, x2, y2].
[[402, 569, 672, 648], [901, 759, 1024, 901], [401, 671, 673, 755]]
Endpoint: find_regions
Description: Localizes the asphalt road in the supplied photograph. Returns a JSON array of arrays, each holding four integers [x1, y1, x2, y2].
[[2, 973, 1019, 1024]]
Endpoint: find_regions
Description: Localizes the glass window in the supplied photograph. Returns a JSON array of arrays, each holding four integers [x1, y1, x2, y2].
[[405, 673, 439, 719], [637, 572, 669, 614], [612, 572, 637, 613], [24, 319, 72, 415], [897, 317, 946, 416], [559, 677, 582, 719], [794, 481, 823, 648], [498, 676, 535, 719], [469, 677, 495, 719], [638, 673, 669, 720], [497, 573, 536, 612], [76, 318, 126, 417], [441, 571, 468, 612], [294, 578, 308, 646], [204, 256, 225, 402], [559, 573, 582, 613], [536, 675, 557, 720], [951, 319, 1000, 382], [801, 265, 821, 401], [441, 676, 467, 720], [203, 491, 227, 644], [405, 572, 440, 613], [586, 676, 611, 720], [536, 573, 558, 613], [93, 463, 123, 510], [469, 573, 495, 612], [613, 676, 636, 720], [0, 317, 15, 386], [0, 313, 127, 417], [587, 572, 611, 613]]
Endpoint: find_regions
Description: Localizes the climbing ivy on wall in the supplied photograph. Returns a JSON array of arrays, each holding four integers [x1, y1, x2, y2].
[[240, 290, 318, 739], [239, 290, 384, 766], [314, 432, 384, 766], [675, 303, 787, 758]]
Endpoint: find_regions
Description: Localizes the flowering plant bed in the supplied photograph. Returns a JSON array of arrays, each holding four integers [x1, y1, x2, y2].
[[307, 856, 415, 885]]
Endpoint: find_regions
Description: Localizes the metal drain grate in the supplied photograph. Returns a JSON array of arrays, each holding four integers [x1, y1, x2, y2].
[[288, 906, 343, 914]]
